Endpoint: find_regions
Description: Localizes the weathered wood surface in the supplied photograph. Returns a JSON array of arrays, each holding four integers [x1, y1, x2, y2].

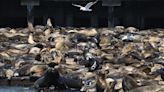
[[0, 77, 34, 86]]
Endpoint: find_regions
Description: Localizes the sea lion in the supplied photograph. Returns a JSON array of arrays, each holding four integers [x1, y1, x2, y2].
[[29, 43, 44, 55], [44, 18, 54, 39], [70, 33, 89, 43], [99, 35, 110, 48], [29, 47, 41, 55], [30, 65, 48, 77], [9, 29, 17, 34], [78, 28, 98, 37], [33, 68, 66, 89], [81, 80, 96, 92], [78, 53, 99, 71], [125, 27, 138, 33], [128, 84, 164, 92], [54, 36, 69, 52], [122, 75, 139, 92], [96, 71, 116, 92], [47, 18, 53, 27], [15, 64, 32, 76], [10, 43, 29, 50], [28, 32, 36, 44], [5, 69, 14, 80], [28, 21, 34, 33], [115, 26, 125, 33], [156, 68, 164, 81]]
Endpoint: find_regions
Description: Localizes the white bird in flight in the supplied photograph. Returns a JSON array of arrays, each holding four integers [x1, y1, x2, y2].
[[72, 0, 98, 12]]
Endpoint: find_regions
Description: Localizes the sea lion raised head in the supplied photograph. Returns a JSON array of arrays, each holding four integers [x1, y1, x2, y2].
[[47, 18, 53, 27], [28, 21, 34, 32], [28, 32, 36, 44], [125, 27, 138, 33], [115, 26, 125, 33]]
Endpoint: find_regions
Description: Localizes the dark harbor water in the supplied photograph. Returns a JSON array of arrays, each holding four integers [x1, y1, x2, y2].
[[0, 86, 35, 92], [0, 86, 80, 92]]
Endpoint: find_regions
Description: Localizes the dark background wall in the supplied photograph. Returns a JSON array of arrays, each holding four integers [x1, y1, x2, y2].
[[115, 1, 164, 29], [0, 0, 164, 29]]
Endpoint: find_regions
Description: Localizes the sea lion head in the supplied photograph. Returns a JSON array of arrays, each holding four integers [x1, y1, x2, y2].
[[5, 69, 14, 80], [47, 18, 53, 27], [125, 27, 138, 33], [44, 68, 60, 79], [115, 26, 125, 33]]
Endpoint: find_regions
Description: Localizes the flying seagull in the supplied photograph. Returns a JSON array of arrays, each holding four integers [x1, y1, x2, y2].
[[72, 0, 98, 12]]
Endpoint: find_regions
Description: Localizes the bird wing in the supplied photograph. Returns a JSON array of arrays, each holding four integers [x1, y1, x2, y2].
[[72, 3, 83, 8], [85, 0, 98, 9]]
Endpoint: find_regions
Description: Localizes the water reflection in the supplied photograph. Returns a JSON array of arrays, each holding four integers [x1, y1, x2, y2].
[[0, 86, 35, 92]]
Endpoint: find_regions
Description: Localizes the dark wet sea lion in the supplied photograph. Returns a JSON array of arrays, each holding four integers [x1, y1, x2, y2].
[[33, 67, 84, 90], [129, 51, 143, 61], [156, 68, 164, 81], [15, 64, 32, 76], [34, 43, 44, 49], [78, 54, 99, 72], [122, 75, 139, 92], [35, 54, 41, 61], [33, 68, 66, 89], [58, 76, 83, 89], [71, 33, 89, 43]]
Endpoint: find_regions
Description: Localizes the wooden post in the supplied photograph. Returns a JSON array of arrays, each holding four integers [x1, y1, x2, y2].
[[27, 5, 34, 25], [108, 7, 114, 27], [21, 0, 39, 27]]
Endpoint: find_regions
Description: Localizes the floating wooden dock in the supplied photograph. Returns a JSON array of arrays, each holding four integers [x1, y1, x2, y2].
[[0, 77, 34, 86], [0, 77, 80, 92]]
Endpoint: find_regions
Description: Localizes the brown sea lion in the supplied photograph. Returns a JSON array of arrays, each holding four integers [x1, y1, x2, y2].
[[115, 26, 125, 33], [122, 75, 139, 92], [125, 27, 138, 33], [28, 33, 36, 44], [54, 36, 69, 52], [78, 28, 98, 37], [96, 71, 116, 92], [5, 69, 14, 80], [30, 65, 48, 77], [28, 21, 34, 33]]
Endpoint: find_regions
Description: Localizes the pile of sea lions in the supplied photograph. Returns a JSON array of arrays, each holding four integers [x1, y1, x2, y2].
[[0, 19, 164, 92]]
